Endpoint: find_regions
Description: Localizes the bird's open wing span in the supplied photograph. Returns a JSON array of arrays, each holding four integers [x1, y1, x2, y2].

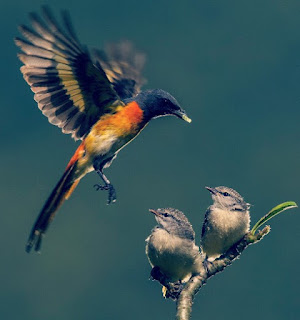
[[15, 7, 123, 140], [93, 41, 146, 100]]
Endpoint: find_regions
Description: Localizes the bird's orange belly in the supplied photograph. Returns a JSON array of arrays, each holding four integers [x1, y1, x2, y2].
[[84, 101, 144, 159]]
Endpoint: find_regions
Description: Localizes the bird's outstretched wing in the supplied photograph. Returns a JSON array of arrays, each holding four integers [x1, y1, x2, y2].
[[15, 6, 123, 140], [93, 40, 146, 100]]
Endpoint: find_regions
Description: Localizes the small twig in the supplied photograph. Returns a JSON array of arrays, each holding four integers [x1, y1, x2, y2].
[[175, 226, 271, 320], [208, 226, 270, 276]]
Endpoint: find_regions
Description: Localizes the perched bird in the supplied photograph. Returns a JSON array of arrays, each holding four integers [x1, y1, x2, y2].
[[201, 186, 250, 261], [15, 7, 191, 253], [146, 208, 204, 296]]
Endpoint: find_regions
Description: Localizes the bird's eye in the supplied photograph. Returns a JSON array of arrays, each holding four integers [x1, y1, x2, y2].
[[223, 192, 230, 197], [163, 213, 169, 217]]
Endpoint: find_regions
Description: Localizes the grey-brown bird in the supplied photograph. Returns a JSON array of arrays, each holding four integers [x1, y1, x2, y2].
[[201, 186, 251, 261], [146, 208, 204, 292]]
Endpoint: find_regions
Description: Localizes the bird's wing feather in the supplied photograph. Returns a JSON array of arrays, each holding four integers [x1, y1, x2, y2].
[[15, 6, 123, 140], [201, 207, 211, 239], [93, 40, 146, 100]]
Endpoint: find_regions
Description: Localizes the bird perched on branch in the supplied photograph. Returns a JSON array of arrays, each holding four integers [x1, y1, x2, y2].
[[146, 208, 204, 298], [15, 7, 191, 253], [201, 186, 250, 261]]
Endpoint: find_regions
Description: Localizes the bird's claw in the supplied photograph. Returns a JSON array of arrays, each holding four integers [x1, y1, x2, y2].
[[94, 184, 109, 191], [165, 282, 184, 300], [150, 267, 183, 300], [94, 184, 117, 204], [203, 259, 213, 274]]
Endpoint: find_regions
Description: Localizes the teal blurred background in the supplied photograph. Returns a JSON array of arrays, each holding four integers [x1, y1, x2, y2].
[[1, 0, 299, 319]]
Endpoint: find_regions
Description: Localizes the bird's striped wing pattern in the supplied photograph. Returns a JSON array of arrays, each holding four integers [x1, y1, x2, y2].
[[15, 7, 123, 140], [201, 208, 210, 239], [93, 40, 146, 100]]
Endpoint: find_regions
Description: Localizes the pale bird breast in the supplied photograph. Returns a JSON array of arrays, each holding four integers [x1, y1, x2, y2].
[[85, 131, 119, 156], [202, 208, 250, 260], [209, 208, 250, 235], [146, 228, 199, 282]]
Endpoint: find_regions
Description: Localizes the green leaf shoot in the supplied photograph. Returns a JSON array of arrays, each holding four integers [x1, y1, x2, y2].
[[251, 201, 297, 235]]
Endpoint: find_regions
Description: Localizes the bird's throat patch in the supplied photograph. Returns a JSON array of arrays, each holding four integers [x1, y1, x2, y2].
[[123, 101, 144, 126]]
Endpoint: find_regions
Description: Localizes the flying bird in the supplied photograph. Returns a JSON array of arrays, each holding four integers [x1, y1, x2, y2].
[[201, 186, 250, 261], [15, 7, 191, 253]]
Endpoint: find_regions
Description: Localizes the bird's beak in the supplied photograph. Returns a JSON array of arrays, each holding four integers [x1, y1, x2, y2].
[[149, 209, 160, 216], [205, 186, 217, 195], [174, 110, 192, 123]]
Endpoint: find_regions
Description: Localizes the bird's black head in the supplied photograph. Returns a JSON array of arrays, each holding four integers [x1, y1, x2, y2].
[[133, 89, 191, 123]]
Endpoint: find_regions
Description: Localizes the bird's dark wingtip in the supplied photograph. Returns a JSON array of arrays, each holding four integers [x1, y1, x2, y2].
[[25, 230, 43, 254]]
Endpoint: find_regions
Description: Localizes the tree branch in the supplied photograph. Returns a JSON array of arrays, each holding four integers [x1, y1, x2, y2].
[[175, 226, 271, 320], [149, 201, 296, 320]]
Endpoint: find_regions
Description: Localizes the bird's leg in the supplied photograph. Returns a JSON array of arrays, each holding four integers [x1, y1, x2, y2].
[[165, 281, 184, 300], [93, 169, 117, 204], [150, 267, 184, 300], [203, 258, 213, 275]]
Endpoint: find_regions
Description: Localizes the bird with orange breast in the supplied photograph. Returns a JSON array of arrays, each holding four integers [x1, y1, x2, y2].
[[15, 7, 191, 253]]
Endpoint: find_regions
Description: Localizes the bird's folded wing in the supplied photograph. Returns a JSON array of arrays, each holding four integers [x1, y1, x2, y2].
[[201, 208, 210, 239], [93, 40, 146, 100], [15, 6, 123, 140]]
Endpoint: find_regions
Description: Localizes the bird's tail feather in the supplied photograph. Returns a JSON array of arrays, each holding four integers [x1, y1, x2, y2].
[[26, 161, 80, 253]]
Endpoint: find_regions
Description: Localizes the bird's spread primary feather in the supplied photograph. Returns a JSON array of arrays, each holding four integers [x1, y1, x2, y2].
[[15, 7, 130, 140]]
